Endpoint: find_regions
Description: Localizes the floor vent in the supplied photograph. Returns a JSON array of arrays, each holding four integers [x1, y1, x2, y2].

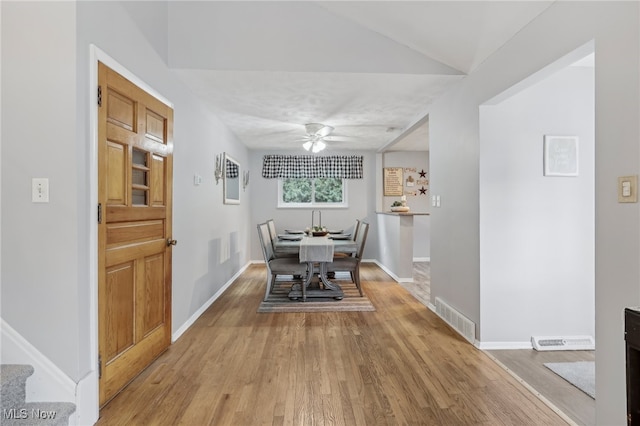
[[434, 297, 476, 344], [531, 335, 595, 351]]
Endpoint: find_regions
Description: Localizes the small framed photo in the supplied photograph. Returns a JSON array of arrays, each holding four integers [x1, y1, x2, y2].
[[544, 135, 579, 177]]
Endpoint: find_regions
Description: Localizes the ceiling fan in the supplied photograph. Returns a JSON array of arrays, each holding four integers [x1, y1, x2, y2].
[[300, 123, 334, 153]]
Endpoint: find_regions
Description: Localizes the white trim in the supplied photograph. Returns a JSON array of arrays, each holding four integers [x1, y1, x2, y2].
[[172, 262, 252, 342], [73, 370, 98, 426], [369, 259, 413, 282], [87, 45, 100, 426], [475, 341, 533, 350], [88, 45, 174, 424], [413, 257, 430, 262]]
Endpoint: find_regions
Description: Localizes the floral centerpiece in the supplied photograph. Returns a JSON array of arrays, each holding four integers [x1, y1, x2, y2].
[[307, 225, 329, 236]]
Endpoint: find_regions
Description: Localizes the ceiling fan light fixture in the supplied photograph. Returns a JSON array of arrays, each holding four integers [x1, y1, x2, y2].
[[302, 122, 331, 153]]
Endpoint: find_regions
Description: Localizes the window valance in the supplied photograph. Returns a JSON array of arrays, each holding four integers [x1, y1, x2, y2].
[[262, 155, 363, 179]]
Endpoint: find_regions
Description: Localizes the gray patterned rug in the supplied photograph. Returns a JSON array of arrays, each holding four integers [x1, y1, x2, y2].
[[257, 273, 375, 313], [544, 361, 595, 399]]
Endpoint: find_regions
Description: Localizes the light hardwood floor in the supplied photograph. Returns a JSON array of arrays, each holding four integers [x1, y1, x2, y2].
[[487, 349, 595, 426], [404, 261, 595, 426], [97, 263, 567, 425]]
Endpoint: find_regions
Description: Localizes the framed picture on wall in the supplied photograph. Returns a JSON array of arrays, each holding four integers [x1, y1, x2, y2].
[[544, 135, 579, 177], [383, 167, 403, 195]]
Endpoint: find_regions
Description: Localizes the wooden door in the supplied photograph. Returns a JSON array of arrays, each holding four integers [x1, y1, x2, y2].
[[97, 62, 174, 406]]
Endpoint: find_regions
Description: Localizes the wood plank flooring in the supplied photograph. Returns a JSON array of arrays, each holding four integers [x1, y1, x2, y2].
[[404, 261, 595, 426], [97, 263, 567, 425], [487, 350, 595, 426]]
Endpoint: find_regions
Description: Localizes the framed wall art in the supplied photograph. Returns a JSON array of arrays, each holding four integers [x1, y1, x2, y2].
[[383, 167, 403, 196], [544, 135, 579, 177]]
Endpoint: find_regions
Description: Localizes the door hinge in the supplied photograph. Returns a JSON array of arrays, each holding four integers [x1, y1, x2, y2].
[[98, 354, 102, 379], [97, 85, 102, 107], [97, 203, 102, 224]]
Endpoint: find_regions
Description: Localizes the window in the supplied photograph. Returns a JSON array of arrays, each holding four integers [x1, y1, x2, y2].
[[278, 177, 347, 208]]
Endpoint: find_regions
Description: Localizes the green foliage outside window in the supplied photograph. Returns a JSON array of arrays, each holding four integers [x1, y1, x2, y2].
[[282, 178, 312, 203], [282, 178, 344, 204], [314, 178, 343, 203]]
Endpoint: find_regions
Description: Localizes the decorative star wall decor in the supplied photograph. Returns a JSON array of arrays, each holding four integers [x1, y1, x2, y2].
[[419, 169, 426, 178], [419, 186, 427, 195]]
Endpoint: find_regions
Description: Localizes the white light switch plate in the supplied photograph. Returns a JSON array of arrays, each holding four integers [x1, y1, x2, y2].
[[618, 175, 638, 203], [32, 178, 49, 203]]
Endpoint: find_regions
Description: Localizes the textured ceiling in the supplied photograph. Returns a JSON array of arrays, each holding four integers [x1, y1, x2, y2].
[[131, 1, 556, 152]]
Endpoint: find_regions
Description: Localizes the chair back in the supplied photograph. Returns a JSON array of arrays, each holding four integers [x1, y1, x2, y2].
[[266, 219, 278, 250], [351, 219, 361, 241], [354, 221, 369, 260], [257, 222, 275, 262]]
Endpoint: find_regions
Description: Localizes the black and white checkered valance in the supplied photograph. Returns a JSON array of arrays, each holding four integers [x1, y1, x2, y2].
[[226, 161, 239, 178], [262, 155, 363, 179]]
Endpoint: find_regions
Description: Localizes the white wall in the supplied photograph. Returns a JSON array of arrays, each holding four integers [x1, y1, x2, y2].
[[2, 0, 252, 406], [77, 0, 252, 339], [2, 1, 82, 378], [479, 65, 594, 345], [428, 2, 638, 423], [249, 150, 377, 261]]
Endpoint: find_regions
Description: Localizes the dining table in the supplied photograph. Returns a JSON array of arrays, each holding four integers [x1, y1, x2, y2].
[[274, 233, 357, 301]]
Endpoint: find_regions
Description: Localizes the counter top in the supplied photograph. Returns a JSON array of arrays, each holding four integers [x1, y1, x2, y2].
[[376, 211, 430, 216]]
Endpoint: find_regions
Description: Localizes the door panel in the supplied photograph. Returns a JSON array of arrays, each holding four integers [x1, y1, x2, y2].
[[141, 254, 165, 334], [98, 62, 174, 407], [106, 142, 127, 205], [104, 262, 135, 360], [150, 155, 165, 206]]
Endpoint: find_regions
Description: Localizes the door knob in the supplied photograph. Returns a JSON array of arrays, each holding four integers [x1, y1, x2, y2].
[[167, 239, 177, 247]]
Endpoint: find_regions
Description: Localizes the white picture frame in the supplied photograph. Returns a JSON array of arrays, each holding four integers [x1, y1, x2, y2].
[[544, 135, 579, 177]]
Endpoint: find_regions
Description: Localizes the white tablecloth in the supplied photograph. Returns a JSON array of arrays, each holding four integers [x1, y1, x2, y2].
[[299, 237, 334, 262]]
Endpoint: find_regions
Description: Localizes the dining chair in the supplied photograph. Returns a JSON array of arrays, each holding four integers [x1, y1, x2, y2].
[[257, 222, 308, 301], [326, 221, 369, 296], [351, 218, 361, 242], [266, 218, 298, 258], [330, 218, 360, 267]]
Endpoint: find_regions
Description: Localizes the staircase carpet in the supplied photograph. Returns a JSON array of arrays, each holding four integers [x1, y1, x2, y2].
[[1, 364, 75, 426]]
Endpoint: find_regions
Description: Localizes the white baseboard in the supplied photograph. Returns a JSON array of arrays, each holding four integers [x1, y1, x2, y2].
[[172, 261, 252, 342], [368, 260, 413, 282], [73, 370, 99, 426], [475, 341, 533, 350], [413, 257, 430, 262]]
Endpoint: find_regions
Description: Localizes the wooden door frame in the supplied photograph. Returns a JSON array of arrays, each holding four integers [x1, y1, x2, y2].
[[87, 45, 174, 420]]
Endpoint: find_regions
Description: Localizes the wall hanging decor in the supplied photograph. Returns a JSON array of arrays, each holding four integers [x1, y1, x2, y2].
[[383, 167, 403, 196], [544, 135, 579, 177]]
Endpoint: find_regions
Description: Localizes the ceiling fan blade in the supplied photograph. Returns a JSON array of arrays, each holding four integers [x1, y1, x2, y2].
[[317, 125, 334, 137], [324, 136, 356, 142]]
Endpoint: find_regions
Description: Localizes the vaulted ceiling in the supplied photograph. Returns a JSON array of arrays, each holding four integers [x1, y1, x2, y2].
[[124, 1, 555, 151]]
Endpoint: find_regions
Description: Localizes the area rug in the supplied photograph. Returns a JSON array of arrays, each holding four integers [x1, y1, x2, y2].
[[257, 273, 375, 313], [543, 361, 595, 399]]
